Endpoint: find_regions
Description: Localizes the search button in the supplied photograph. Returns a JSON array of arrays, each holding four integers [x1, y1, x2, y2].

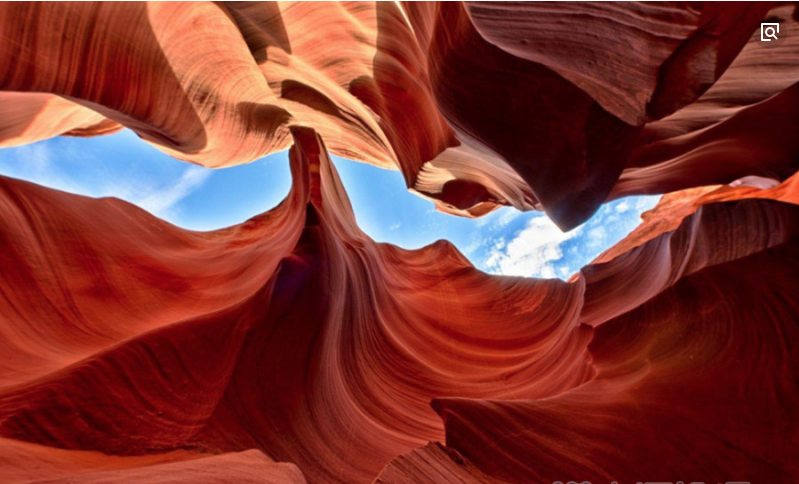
[[761, 22, 780, 41]]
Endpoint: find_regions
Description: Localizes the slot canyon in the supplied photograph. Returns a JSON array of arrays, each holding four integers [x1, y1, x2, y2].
[[0, 2, 798, 483]]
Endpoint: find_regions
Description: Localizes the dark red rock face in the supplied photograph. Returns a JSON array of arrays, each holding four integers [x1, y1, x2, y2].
[[1, 3, 798, 483]]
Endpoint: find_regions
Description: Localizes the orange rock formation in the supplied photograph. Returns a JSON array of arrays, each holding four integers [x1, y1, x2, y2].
[[1, 2, 798, 483]]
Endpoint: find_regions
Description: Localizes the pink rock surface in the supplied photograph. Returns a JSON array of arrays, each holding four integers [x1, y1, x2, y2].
[[2, 2, 795, 228], [1, 3, 798, 483]]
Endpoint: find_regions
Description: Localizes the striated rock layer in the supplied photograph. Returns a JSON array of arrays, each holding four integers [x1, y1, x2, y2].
[[1, 128, 799, 483], [2, 2, 798, 228], [0, 129, 592, 482], [1, 2, 799, 483]]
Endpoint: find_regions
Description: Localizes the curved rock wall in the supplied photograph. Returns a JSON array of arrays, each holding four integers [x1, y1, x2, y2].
[[2, 2, 797, 228], [1, 2, 798, 483]]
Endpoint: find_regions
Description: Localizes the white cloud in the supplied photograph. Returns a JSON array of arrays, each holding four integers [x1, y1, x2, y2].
[[615, 201, 630, 213], [635, 196, 660, 212], [133, 166, 211, 218], [0, 140, 211, 224], [2, 143, 82, 194], [26, 143, 51, 174], [389, 222, 401, 231], [482, 215, 581, 279], [476, 206, 522, 229], [585, 226, 607, 249], [461, 238, 482, 255]]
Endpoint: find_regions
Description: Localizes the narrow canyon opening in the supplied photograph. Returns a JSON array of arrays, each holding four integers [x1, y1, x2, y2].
[[0, 129, 660, 280]]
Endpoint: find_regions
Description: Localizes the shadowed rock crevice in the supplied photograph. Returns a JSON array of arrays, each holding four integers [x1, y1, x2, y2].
[[1, 3, 798, 483], [2, 2, 796, 227]]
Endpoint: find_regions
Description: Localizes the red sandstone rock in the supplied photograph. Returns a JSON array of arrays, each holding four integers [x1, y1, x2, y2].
[[2, 127, 798, 483], [0, 441, 305, 484], [2, 2, 795, 228], [0, 130, 593, 483], [378, 171, 799, 483], [1, 2, 798, 483], [0, 93, 121, 149]]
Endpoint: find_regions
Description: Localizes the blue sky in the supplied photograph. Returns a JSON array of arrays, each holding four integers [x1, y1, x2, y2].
[[0, 130, 659, 280]]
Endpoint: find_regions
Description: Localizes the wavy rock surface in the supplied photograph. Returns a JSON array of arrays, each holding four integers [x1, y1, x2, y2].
[[2, 127, 798, 483], [377, 171, 799, 483], [0, 440, 305, 484], [2, 2, 796, 228], [0, 130, 593, 483], [0, 93, 121, 149], [1, 2, 799, 483]]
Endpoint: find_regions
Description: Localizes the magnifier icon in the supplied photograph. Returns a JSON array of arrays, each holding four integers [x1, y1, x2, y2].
[[761, 22, 779, 41]]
